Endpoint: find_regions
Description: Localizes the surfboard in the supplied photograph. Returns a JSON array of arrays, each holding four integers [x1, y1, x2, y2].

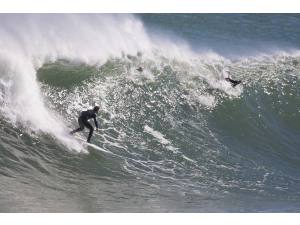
[[85, 142, 112, 154], [74, 136, 113, 155]]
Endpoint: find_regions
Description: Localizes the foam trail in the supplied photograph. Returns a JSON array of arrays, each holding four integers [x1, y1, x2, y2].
[[144, 125, 170, 145]]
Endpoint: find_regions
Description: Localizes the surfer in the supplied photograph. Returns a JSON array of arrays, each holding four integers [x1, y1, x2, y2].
[[136, 66, 143, 72], [70, 106, 100, 143], [225, 77, 241, 87], [223, 69, 241, 87]]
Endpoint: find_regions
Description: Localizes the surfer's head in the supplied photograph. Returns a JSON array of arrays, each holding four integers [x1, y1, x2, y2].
[[93, 106, 100, 113]]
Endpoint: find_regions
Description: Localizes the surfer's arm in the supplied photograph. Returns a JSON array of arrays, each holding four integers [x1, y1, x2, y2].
[[93, 115, 99, 129]]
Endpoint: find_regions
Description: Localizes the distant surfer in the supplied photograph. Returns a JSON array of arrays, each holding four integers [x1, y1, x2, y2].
[[136, 67, 143, 72], [223, 69, 241, 87], [225, 77, 241, 87], [70, 106, 100, 143]]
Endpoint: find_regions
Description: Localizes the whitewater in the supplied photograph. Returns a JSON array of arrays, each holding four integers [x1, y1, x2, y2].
[[0, 14, 300, 212]]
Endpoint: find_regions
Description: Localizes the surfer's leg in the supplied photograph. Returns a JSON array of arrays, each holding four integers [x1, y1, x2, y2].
[[70, 118, 84, 134], [83, 121, 94, 143]]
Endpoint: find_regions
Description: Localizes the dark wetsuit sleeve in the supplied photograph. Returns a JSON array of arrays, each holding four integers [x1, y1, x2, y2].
[[93, 114, 98, 129]]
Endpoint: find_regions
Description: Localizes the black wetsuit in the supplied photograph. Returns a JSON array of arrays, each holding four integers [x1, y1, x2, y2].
[[71, 109, 99, 142], [225, 77, 241, 87]]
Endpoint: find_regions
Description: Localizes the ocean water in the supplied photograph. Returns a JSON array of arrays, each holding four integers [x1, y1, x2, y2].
[[0, 14, 300, 212]]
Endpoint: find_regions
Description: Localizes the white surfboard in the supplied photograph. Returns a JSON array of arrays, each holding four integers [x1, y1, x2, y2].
[[75, 136, 113, 155]]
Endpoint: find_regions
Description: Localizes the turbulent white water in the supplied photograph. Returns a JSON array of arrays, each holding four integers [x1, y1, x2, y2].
[[0, 14, 240, 151], [0, 14, 184, 150]]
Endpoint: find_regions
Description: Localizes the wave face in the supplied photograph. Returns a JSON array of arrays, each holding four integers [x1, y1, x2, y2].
[[1, 14, 300, 212]]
